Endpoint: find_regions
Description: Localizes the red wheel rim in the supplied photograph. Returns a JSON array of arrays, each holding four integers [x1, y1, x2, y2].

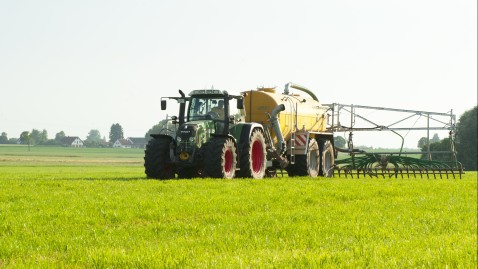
[[224, 149, 232, 173], [251, 140, 263, 173]]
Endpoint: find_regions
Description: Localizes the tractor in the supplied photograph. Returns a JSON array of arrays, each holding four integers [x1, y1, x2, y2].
[[144, 89, 267, 179]]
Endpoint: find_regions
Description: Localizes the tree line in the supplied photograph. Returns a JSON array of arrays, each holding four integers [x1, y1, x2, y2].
[[0, 123, 127, 147]]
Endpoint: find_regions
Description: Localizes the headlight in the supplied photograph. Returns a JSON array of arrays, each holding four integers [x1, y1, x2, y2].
[[189, 137, 195, 143], [177, 137, 182, 143]]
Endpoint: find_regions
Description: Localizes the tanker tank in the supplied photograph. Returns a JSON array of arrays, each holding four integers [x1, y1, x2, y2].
[[242, 86, 328, 143]]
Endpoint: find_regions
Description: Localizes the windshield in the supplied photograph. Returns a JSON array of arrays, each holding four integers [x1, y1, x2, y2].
[[188, 96, 225, 121]]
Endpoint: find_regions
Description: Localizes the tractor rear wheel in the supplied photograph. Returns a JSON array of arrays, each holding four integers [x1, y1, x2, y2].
[[177, 167, 196, 179], [238, 129, 266, 179], [144, 137, 175, 179], [204, 137, 237, 179], [319, 140, 335, 177]]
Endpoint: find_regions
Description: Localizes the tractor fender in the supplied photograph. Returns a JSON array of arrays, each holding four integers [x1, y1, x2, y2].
[[150, 134, 173, 140], [211, 133, 238, 146], [149, 134, 176, 160], [233, 122, 264, 146]]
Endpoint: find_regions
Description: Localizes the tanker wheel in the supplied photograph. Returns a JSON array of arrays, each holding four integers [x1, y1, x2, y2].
[[294, 155, 308, 176], [285, 154, 308, 177], [285, 159, 295, 177], [144, 137, 175, 179], [307, 138, 320, 177], [238, 129, 266, 179], [204, 137, 237, 179], [319, 140, 335, 177]]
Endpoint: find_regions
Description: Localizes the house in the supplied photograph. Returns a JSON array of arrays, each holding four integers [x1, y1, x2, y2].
[[113, 139, 133, 148], [61, 136, 84, 147], [112, 137, 147, 148], [128, 137, 147, 148]]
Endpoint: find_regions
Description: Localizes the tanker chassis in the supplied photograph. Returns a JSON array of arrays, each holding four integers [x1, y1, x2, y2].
[[144, 83, 335, 179]]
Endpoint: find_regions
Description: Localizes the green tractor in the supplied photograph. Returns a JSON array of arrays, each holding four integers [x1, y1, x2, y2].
[[144, 89, 267, 179]]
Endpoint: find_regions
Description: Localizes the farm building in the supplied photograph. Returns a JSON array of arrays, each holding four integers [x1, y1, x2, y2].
[[113, 139, 133, 148], [113, 137, 147, 148], [128, 137, 147, 148], [61, 136, 84, 147]]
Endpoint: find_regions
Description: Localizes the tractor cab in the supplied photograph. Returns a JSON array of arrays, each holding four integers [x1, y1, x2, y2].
[[188, 91, 227, 121]]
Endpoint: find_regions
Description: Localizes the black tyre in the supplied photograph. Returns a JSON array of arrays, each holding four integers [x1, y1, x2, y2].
[[285, 158, 295, 177], [144, 137, 175, 179], [287, 155, 308, 177], [296, 154, 308, 176], [319, 140, 335, 177], [307, 139, 320, 177], [177, 167, 196, 179], [204, 137, 237, 179], [238, 129, 266, 179]]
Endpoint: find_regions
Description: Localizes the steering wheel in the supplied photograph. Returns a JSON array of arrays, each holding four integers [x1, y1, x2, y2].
[[206, 111, 220, 119]]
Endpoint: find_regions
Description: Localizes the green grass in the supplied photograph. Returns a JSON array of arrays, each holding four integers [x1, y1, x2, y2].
[[0, 146, 476, 268], [0, 145, 144, 166]]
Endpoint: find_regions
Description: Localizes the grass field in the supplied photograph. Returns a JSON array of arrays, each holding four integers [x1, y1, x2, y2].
[[0, 145, 476, 268]]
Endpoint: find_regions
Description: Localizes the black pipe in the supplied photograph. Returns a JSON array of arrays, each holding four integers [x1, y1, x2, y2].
[[178, 90, 186, 125]]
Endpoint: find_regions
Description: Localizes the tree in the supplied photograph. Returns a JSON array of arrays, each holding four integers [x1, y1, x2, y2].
[[417, 137, 428, 148], [84, 129, 104, 147], [109, 123, 124, 143], [55, 131, 66, 142], [86, 129, 102, 142], [40, 129, 48, 144], [0, 132, 8, 144], [334, 136, 346, 148], [420, 138, 453, 162], [456, 106, 477, 171], [30, 129, 41, 145], [145, 119, 173, 141], [19, 131, 31, 145], [28, 129, 48, 145], [431, 133, 440, 144], [418, 133, 441, 149]]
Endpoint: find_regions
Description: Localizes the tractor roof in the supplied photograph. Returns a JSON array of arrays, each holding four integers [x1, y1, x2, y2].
[[189, 89, 224, 96]]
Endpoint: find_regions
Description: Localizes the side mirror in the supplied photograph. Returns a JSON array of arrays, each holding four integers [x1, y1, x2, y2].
[[237, 99, 244, 109], [161, 100, 166, 110]]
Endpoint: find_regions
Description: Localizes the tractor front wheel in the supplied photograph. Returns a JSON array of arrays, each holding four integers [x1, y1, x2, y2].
[[204, 137, 237, 179], [144, 137, 175, 179]]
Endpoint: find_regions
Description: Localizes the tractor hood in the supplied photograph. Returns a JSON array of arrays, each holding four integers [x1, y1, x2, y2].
[[178, 120, 216, 146]]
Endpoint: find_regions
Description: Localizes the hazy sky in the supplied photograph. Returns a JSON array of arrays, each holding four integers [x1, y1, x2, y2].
[[1, 0, 476, 148]]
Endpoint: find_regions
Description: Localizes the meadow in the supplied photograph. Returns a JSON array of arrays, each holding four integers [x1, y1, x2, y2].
[[0, 145, 476, 268]]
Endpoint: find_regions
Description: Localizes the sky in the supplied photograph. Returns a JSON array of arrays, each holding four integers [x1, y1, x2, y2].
[[0, 0, 476, 148]]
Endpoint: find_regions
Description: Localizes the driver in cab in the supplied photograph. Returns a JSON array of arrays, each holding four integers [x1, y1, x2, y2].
[[211, 100, 225, 118]]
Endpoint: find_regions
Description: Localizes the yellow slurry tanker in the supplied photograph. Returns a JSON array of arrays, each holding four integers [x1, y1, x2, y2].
[[241, 83, 335, 177]]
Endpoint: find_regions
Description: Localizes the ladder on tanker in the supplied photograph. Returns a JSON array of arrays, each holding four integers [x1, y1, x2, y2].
[[289, 101, 298, 165], [290, 132, 296, 164]]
